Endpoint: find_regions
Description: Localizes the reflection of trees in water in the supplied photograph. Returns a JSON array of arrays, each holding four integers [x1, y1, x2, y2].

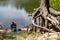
[[14, 0, 40, 13], [0, 0, 8, 6], [0, 0, 7, 1], [0, 0, 60, 13], [0, 0, 40, 13]]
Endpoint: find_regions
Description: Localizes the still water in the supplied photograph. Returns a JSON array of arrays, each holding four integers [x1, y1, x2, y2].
[[0, 0, 40, 28]]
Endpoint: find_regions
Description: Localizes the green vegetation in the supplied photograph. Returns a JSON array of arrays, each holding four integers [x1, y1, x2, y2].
[[50, 0, 60, 11], [16, 32, 28, 38], [57, 37, 60, 40], [0, 0, 60, 13], [15, 0, 40, 13], [0, 32, 28, 40], [0, 34, 15, 40], [57, 34, 60, 40], [15, 0, 60, 13]]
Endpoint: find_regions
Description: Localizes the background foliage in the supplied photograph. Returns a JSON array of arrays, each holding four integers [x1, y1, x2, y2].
[[50, 0, 60, 11]]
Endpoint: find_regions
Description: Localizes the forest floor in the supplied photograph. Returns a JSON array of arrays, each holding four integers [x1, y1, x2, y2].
[[0, 32, 60, 40], [15, 32, 60, 40]]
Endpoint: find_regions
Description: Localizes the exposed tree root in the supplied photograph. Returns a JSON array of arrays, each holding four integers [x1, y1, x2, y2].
[[49, 8, 60, 15], [31, 0, 60, 33], [32, 19, 55, 32]]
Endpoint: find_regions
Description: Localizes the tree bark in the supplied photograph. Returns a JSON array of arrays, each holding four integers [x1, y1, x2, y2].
[[31, 0, 60, 33]]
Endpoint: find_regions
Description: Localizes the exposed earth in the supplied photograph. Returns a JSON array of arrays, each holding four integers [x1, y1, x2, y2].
[[16, 32, 60, 40]]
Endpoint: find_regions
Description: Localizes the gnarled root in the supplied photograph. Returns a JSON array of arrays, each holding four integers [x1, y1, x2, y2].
[[31, 7, 60, 33]]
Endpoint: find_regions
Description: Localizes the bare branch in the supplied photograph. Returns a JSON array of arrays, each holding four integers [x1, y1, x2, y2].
[[49, 8, 60, 15], [28, 8, 60, 16], [49, 14, 59, 24], [32, 19, 55, 32], [47, 17, 56, 24], [32, 7, 41, 18]]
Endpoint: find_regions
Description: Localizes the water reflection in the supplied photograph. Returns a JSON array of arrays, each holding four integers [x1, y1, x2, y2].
[[0, 0, 40, 28], [0, 0, 8, 5], [14, 0, 40, 13], [0, 0, 40, 13]]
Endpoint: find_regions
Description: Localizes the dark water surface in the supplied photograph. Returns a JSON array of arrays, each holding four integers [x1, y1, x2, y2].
[[0, 0, 40, 28]]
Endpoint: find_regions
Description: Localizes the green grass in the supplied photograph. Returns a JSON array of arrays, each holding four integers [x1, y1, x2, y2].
[[0, 32, 28, 40], [57, 35, 60, 40], [16, 32, 28, 38], [0, 34, 15, 40]]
